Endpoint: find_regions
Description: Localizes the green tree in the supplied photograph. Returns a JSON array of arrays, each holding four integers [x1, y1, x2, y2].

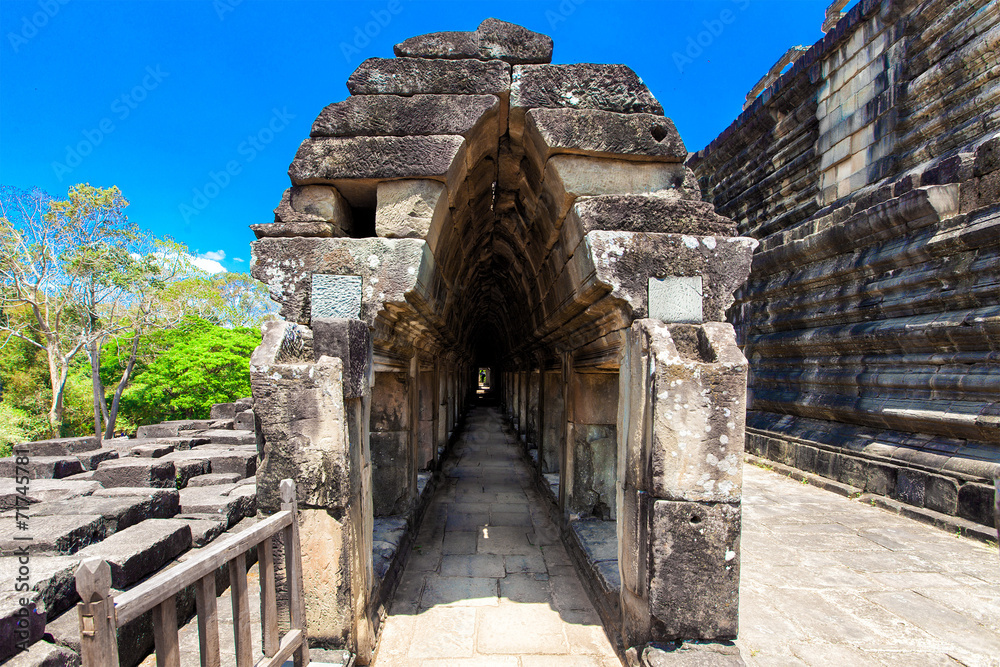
[[117, 317, 259, 424], [0, 184, 137, 437]]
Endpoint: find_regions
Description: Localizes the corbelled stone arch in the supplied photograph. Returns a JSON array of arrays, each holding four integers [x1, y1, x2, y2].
[[249, 17, 754, 661]]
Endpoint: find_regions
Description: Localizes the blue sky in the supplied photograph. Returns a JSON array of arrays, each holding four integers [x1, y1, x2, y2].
[[1, 0, 841, 273]]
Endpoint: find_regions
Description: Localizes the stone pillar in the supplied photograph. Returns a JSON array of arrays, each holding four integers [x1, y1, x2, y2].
[[435, 364, 448, 455], [251, 319, 374, 657], [527, 369, 541, 452], [560, 352, 574, 515], [617, 319, 747, 645], [541, 369, 563, 474], [370, 369, 414, 516], [417, 363, 435, 470], [568, 371, 618, 520]]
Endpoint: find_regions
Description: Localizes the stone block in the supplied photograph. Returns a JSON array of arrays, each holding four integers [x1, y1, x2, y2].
[[4, 640, 80, 667], [250, 237, 425, 326], [0, 456, 83, 480], [312, 319, 372, 400], [347, 57, 511, 96], [395, 18, 552, 64], [130, 442, 174, 458], [0, 480, 101, 511], [93, 458, 175, 488], [135, 420, 213, 439], [567, 195, 736, 240], [865, 461, 898, 496], [524, 108, 686, 172], [311, 274, 362, 320], [187, 430, 255, 446], [36, 488, 179, 533], [649, 500, 740, 640], [160, 454, 211, 488], [186, 472, 242, 487], [179, 485, 255, 527], [251, 355, 351, 513], [311, 94, 499, 138], [0, 593, 45, 662], [957, 481, 995, 526], [371, 432, 412, 517], [209, 403, 237, 420], [648, 276, 703, 323], [73, 449, 118, 471], [924, 474, 959, 515], [184, 448, 256, 477], [892, 468, 927, 507], [640, 322, 748, 503], [235, 410, 254, 431], [172, 514, 228, 547], [14, 437, 99, 457], [0, 514, 105, 556], [75, 519, 193, 589], [376, 179, 448, 240]]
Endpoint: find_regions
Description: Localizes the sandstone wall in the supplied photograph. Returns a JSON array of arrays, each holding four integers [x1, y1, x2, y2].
[[689, 0, 1000, 526]]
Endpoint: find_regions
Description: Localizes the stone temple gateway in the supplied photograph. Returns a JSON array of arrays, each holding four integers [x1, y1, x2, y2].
[[249, 18, 756, 660]]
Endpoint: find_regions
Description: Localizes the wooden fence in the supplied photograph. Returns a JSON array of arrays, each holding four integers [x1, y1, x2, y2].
[[75, 479, 309, 667]]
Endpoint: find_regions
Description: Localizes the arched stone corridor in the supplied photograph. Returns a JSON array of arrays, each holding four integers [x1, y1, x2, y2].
[[249, 17, 753, 663]]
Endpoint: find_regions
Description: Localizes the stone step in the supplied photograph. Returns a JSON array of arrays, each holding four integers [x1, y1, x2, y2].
[[0, 593, 45, 662], [130, 442, 175, 458], [178, 485, 256, 528], [93, 458, 175, 488], [135, 420, 213, 439], [0, 480, 102, 511], [187, 430, 256, 447], [186, 472, 243, 487], [74, 449, 118, 471], [0, 457, 84, 480], [180, 447, 256, 477], [74, 519, 193, 589], [6, 639, 81, 667], [13, 436, 100, 457], [28, 488, 179, 535], [0, 514, 105, 556]]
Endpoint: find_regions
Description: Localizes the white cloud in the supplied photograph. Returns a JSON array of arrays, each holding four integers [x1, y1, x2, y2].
[[190, 256, 226, 274], [232, 257, 245, 263], [201, 250, 226, 261]]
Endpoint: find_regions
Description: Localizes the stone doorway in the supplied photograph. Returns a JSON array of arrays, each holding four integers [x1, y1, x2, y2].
[[248, 18, 753, 664]]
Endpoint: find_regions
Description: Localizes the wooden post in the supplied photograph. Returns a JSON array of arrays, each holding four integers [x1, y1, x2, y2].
[[151, 595, 180, 667], [259, 536, 280, 657], [75, 558, 119, 667], [280, 479, 310, 667], [195, 573, 221, 667], [229, 552, 252, 667]]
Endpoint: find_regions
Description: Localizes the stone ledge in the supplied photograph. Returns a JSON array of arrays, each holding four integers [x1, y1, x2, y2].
[[744, 453, 999, 545]]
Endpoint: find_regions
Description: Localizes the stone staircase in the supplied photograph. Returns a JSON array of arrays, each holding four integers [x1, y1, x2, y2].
[[0, 399, 260, 666]]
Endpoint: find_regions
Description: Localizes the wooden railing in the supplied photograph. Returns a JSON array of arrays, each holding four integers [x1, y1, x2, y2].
[[75, 479, 309, 667]]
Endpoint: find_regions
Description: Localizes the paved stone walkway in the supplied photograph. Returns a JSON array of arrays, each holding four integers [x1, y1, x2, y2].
[[373, 407, 620, 667], [737, 463, 1000, 666]]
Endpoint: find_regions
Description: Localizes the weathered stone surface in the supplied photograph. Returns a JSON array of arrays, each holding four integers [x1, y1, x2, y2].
[[172, 513, 228, 547], [643, 641, 744, 666], [525, 109, 686, 169], [251, 354, 351, 513], [136, 420, 212, 439], [179, 485, 255, 528], [575, 231, 757, 323], [186, 472, 242, 487], [93, 458, 175, 488], [251, 237, 425, 326], [289, 135, 466, 190], [394, 18, 553, 65], [312, 94, 499, 138], [186, 430, 255, 446], [14, 436, 99, 457], [35, 488, 179, 532], [0, 593, 45, 663], [267, 185, 354, 237], [0, 514, 105, 555], [646, 322, 748, 503], [130, 442, 174, 458], [568, 195, 737, 238], [347, 57, 511, 96], [511, 63, 663, 140], [649, 500, 740, 639], [235, 410, 253, 431], [177, 447, 255, 477], [375, 179, 448, 240], [312, 318, 372, 398], [75, 519, 193, 589], [73, 449, 118, 471], [160, 453, 211, 488], [0, 456, 83, 480], [0, 480, 101, 510], [4, 640, 81, 667]]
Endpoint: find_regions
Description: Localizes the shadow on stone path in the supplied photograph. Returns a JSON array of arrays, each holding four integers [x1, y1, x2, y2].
[[373, 406, 621, 666]]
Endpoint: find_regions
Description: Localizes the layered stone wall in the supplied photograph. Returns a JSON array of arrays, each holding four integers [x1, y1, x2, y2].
[[690, 0, 1000, 526]]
